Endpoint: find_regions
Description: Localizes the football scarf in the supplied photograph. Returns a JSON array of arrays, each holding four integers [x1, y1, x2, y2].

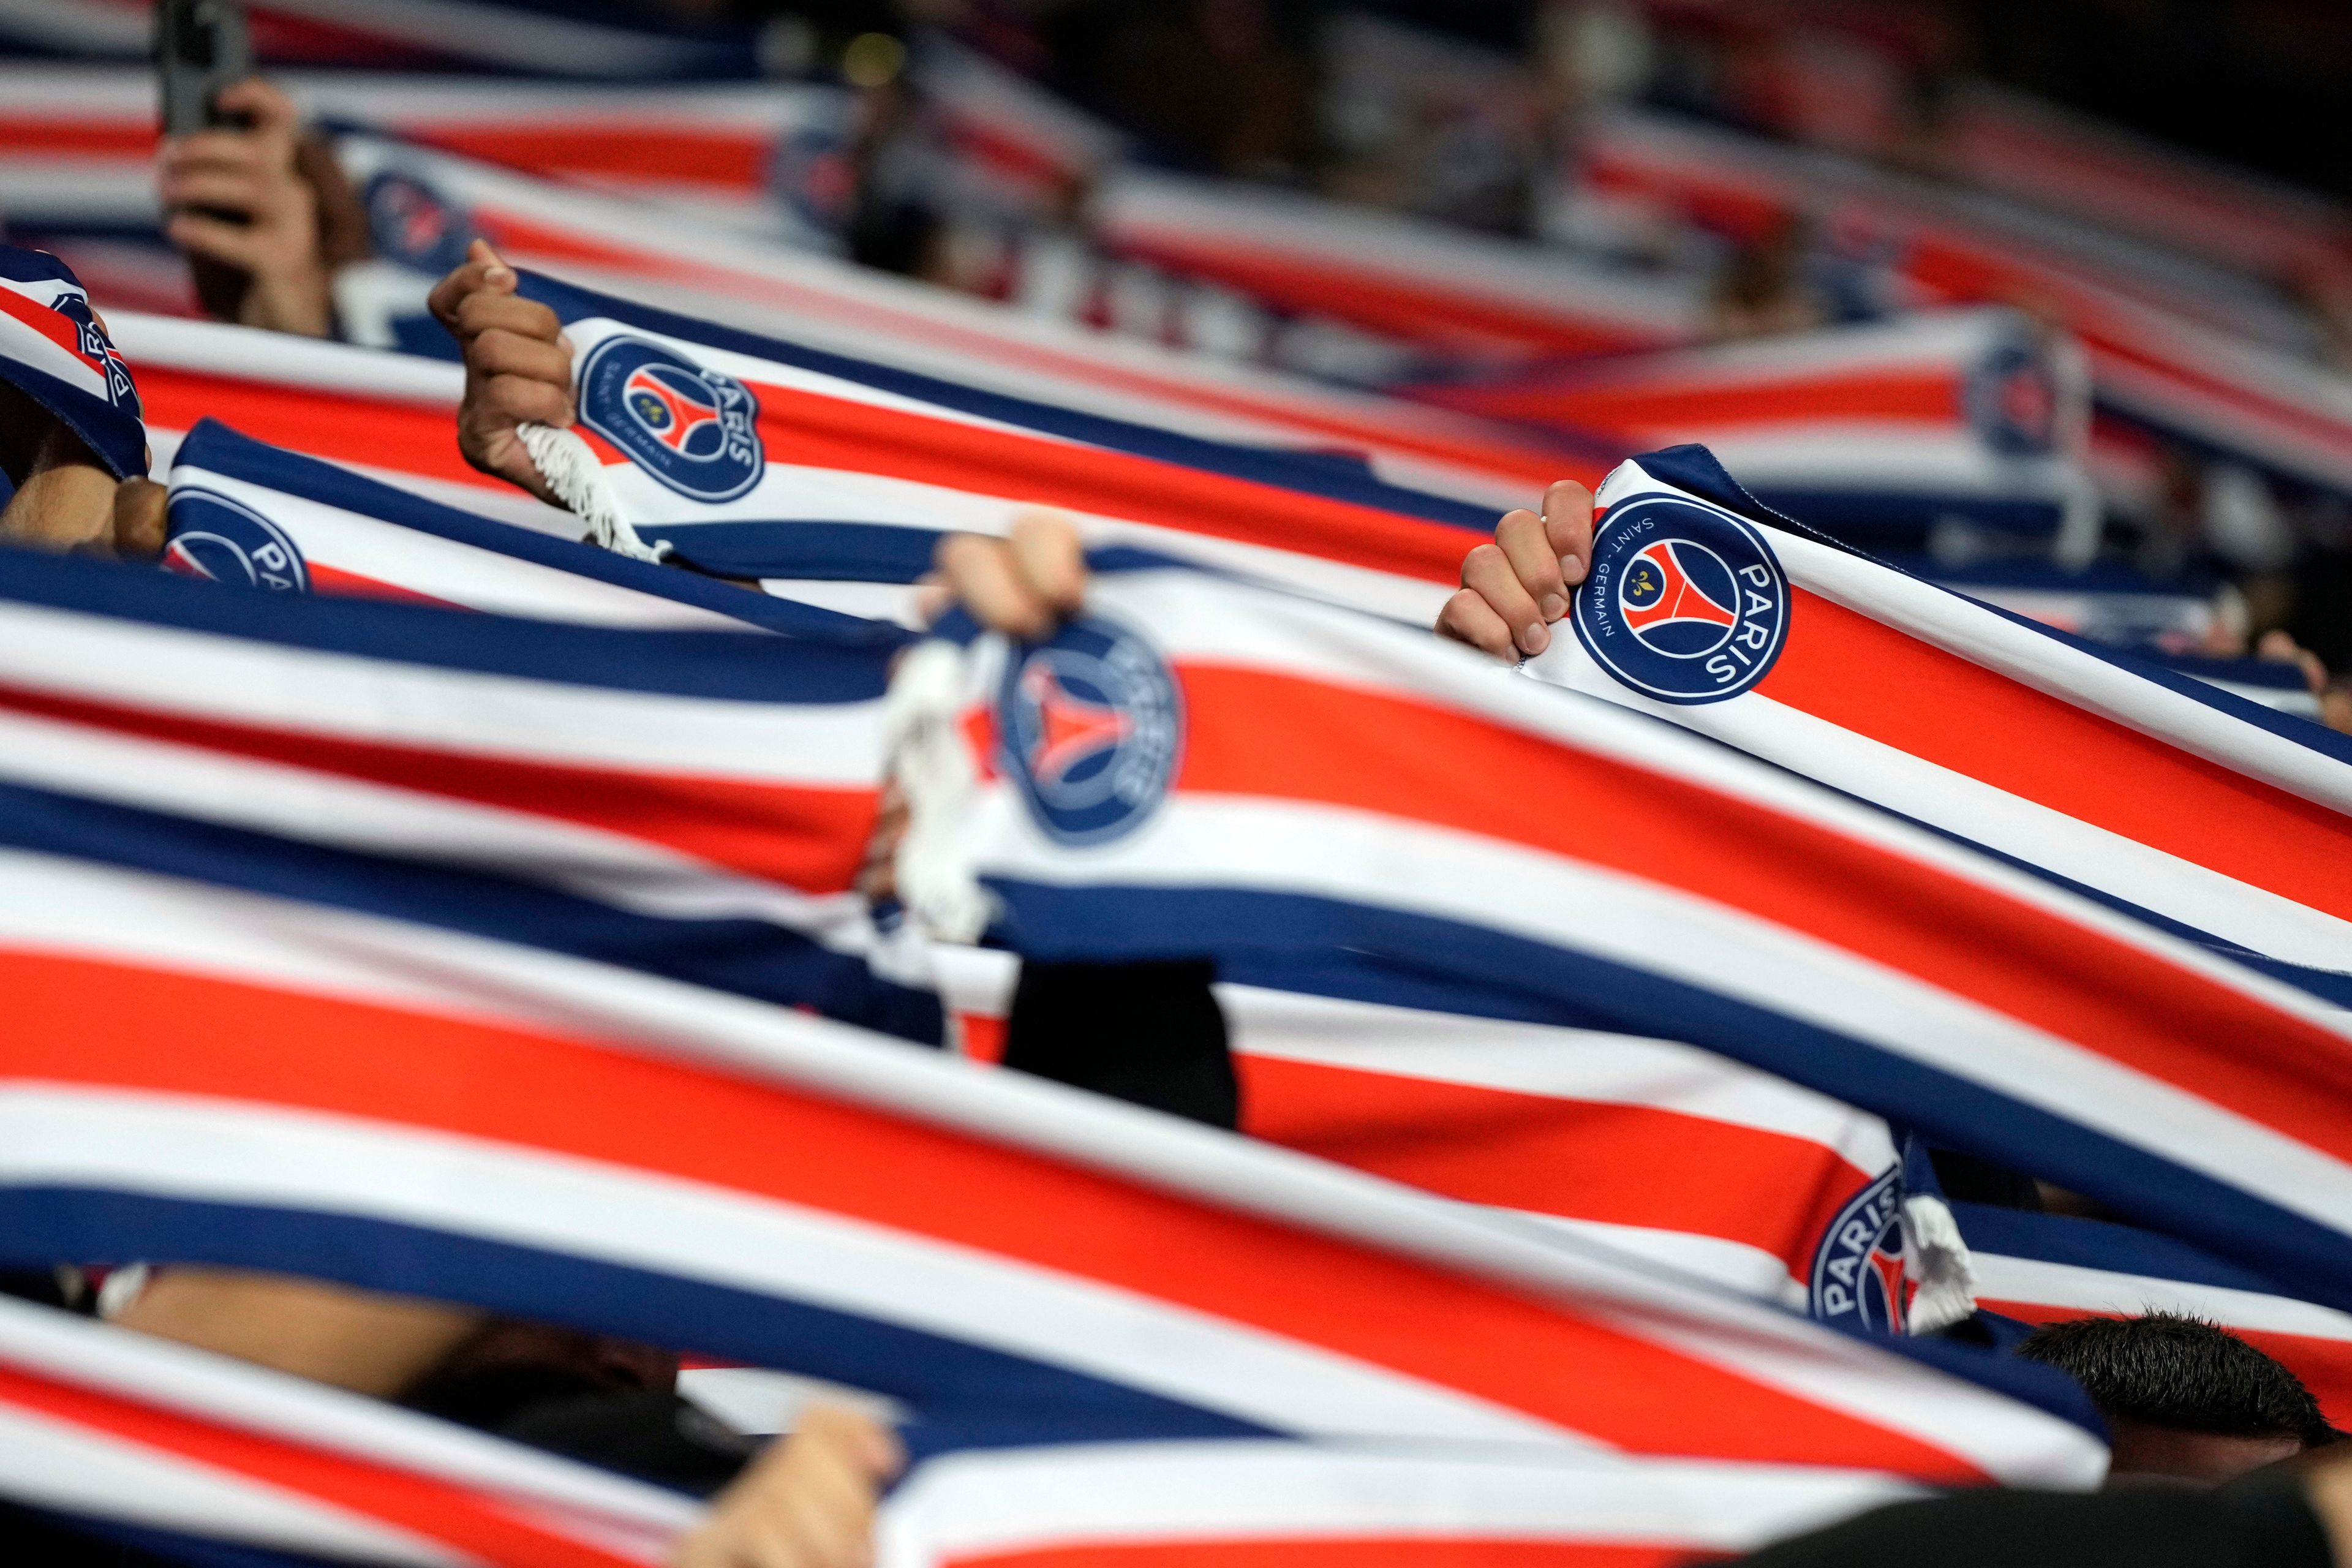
[[1907, 554, 2224, 655], [1216, 982, 1921, 1329], [0, 1299, 1931, 1568], [109, 307, 597, 537], [886, 549, 2352, 1316], [0, 63, 837, 236], [0, 643, 2108, 1488], [1579, 108, 2305, 354], [1955, 1202, 2352, 1429], [162, 417, 899, 643], [0, 0, 760, 76], [1520, 447, 2352, 989], [937, 947, 1919, 1330], [0, 246, 145, 480], [548, 318, 2350, 1000], [502, 269, 1487, 628], [311, 130, 1600, 507], [0, 1294, 692, 1567], [2150, 653, 2326, 720], [1089, 168, 1708, 359], [911, 34, 1128, 215], [1938, 80, 2352, 283], [1577, 109, 2352, 502], [1409, 307, 2097, 553], [0, 547, 939, 1042]]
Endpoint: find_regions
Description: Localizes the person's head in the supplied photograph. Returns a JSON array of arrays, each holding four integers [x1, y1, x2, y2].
[[2018, 1313, 2335, 1485]]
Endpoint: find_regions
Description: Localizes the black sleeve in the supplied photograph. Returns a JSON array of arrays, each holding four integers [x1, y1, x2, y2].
[[1728, 1480, 2331, 1568], [496, 1389, 758, 1497], [1001, 959, 1237, 1129]]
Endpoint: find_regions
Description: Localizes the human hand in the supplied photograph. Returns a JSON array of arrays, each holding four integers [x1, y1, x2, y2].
[[2258, 629, 2329, 696], [862, 512, 1084, 905], [914, 510, 1087, 639], [429, 239, 575, 508], [0, 383, 163, 559], [1433, 480, 1596, 660], [2258, 630, 2352, 736], [671, 1404, 903, 1568], [855, 782, 908, 903], [157, 78, 333, 338]]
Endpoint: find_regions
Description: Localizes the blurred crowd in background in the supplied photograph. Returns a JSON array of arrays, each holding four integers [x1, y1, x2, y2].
[[10, 0, 2352, 714]]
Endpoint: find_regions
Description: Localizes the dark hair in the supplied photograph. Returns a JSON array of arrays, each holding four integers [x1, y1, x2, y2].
[[2018, 1313, 2332, 1446]]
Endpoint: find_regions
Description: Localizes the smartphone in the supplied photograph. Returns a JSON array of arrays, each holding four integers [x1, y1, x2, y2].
[[155, 0, 253, 137]]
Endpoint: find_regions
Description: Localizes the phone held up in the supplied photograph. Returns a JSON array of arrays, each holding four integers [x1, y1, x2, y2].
[[156, 0, 252, 136]]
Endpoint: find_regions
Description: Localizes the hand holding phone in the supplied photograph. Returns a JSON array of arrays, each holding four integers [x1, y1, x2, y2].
[[155, 3, 337, 340]]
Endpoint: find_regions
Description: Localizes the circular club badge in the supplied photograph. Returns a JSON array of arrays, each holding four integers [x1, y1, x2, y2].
[[363, 170, 475, 278], [1964, 337, 2059, 457], [159, 490, 309, 593], [997, 616, 1184, 846], [577, 336, 765, 504], [1569, 496, 1789, 704], [1809, 1168, 1910, 1335]]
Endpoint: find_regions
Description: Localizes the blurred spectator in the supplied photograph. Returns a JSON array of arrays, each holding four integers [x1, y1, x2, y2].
[[110, 1266, 898, 1568], [1708, 214, 1828, 340], [1313, 11, 1538, 232], [156, 78, 370, 339], [1730, 1469, 2345, 1567], [1037, 0, 1314, 179], [2018, 1314, 2337, 1485], [842, 73, 956, 281]]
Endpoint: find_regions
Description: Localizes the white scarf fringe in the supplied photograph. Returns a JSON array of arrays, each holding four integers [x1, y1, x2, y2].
[[1902, 1192, 1981, 1334], [886, 638, 1000, 944], [516, 422, 669, 564]]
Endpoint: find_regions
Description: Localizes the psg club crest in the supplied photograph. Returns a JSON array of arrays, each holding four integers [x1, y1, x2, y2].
[[159, 490, 308, 593], [1569, 496, 1789, 704], [578, 336, 765, 504], [768, 118, 858, 237], [363, 171, 475, 278], [998, 616, 1183, 846], [1964, 338, 2059, 457], [1810, 1168, 1911, 1335], [50, 290, 138, 417]]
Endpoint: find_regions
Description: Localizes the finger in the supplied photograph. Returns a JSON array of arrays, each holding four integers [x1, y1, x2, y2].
[[937, 533, 1052, 639], [157, 167, 268, 215], [214, 77, 300, 143], [1494, 508, 1569, 621], [794, 1408, 903, 1483], [1435, 587, 1519, 660], [157, 132, 267, 172], [850, 1417, 903, 1480], [473, 372, 573, 431], [666, 1521, 734, 1568], [111, 478, 168, 562], [1006, 510, 1085, 615], [767, 1464, 877, 1568], [427, 239, 515, 331], [737, 1501, 823, 1568], [469, 326, 573, 386], [454, 290, 560, 347], [773, 1443, 878, 1531], [2301, 650, 2331, 698], [164, 213, 265, 270], [1461, 542, 1549, 656], [1541, 480, 1596, 586], [910, 571, 953, 627]]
